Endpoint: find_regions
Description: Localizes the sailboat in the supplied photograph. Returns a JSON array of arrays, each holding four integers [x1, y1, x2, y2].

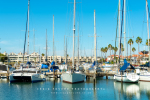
[[40, 29, 49, 73], [87, 10, 102, 73], [62, 0, 85, 83], [114, 0, 139, 83], [137, 0, 150, 82], [9, 0, 45, 83]]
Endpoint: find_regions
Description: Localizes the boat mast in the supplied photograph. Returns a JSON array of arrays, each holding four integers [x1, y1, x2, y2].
[[27, 0, 30, 62], [124, 0, 126, 58], [146, 0, 150, 63], [66, 38, 67, 64], [33, 28, 35, 53], [46, 29, 47, 62], [72, 0, 76, 69], [118, 0, 121, 62], [77, 22, 79, 69], [64, 36, 65, 63], [53, 15, 55, 62], [94, 10, 97, 67], [39, 47, 41, 64]]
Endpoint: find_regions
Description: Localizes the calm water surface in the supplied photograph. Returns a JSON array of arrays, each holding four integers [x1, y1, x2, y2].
[[0, 77, 150, 100]]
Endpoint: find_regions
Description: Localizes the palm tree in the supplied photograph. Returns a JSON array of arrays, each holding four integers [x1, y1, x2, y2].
[[42, 53, 45, 56], [128, 39, 134, 62], [146, 39, 150, 46], [104, 47, 108, 61], [121, 48, 124, 56], [136, 37, 142, 59], [114, 47, 118, 62], [111, 46, 114, 55], [114, 47, 118, 54], [121, 43, 124, 57], [132, 47, 136, 54], [108, 44, 112, 61], [101, 47, 104, 63]]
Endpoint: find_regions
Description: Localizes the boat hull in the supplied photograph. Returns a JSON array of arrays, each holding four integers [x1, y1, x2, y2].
[[114, 73, 139, 83], [62, 72, 85, 84], [9, 73, 44, 83], [139, 75, 150, 82]]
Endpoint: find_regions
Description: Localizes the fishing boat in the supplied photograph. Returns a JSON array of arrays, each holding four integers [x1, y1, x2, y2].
[[114, 59, 139, 82], [62, 0, 85, 84]]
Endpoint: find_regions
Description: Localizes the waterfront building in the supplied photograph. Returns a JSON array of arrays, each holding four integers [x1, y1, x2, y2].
[[2, 52, 101, 64]]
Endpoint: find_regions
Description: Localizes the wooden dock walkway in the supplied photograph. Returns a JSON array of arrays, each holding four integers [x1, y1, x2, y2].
[[0, 72, 9, 78], [85, 71, 116, 79]]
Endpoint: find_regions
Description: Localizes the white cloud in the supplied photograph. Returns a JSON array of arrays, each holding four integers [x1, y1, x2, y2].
[[0, 41, 8, 44]]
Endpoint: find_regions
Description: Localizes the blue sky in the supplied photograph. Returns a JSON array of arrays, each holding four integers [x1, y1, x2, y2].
[[0, 0, 149, 57]]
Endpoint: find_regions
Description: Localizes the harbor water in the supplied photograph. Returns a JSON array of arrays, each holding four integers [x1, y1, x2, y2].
[[0, 77, 150, 100]]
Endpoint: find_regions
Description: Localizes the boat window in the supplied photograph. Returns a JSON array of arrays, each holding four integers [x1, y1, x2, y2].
[[13, 71, 36, 73], [37, 71, 40, 73], [13, 71, 22, 73], [0, 65, 7, 71]]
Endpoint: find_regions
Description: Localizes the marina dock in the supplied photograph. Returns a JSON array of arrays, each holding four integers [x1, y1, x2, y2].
[[86, 71, 116, 79]]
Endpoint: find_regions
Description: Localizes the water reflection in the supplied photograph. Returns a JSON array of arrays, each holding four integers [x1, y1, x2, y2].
[[139, 82, 150, 100], [2, 77, 150, 100], [0, 78, 9, 83], [114, 82, 140, 100]]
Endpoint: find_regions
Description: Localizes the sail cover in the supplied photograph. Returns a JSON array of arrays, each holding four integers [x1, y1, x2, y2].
[[120, 59, 135, 71]]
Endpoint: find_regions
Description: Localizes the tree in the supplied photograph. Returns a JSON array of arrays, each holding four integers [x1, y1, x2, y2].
[[146, 39, 150, 46], [121, 48, 124, 56], [128, 39, 134, 62], [0, 53, 7, 62], [113, 47, 118, 62], [132, 47, 136, 54], [121, 43, 124, 57], [104, 47, 108, 60], [136, 37, 142, 58], [114, 47, 118, 53], [42, 53, 45, 56], [111, 46, 114, 54], [101, 47, 104, 63], [108, 44, 112, 61]]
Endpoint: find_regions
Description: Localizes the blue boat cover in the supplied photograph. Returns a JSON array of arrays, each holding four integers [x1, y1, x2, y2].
[[41, 64, 48, 69], [63, 62, 65, 64], [88, 67, 94, 70], [120, 59, 135, 71], [51, 61, 55, 66], [105, 62, 110, 64], [26, 61, 31, 65], [92, 61, 96, 67], [50, 66, 59, 72]]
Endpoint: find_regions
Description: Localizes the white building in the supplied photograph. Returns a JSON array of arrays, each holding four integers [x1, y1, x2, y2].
[[3, 52, 101, 64]]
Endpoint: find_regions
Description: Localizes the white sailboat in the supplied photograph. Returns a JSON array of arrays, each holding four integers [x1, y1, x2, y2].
[[9, 0, 45, 83], [138, 0, 150, 82], [87, 10, 102, 73], [114, 0, 139, 83], [9, 68, 45, 83], [62, 0, 85, 83]]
